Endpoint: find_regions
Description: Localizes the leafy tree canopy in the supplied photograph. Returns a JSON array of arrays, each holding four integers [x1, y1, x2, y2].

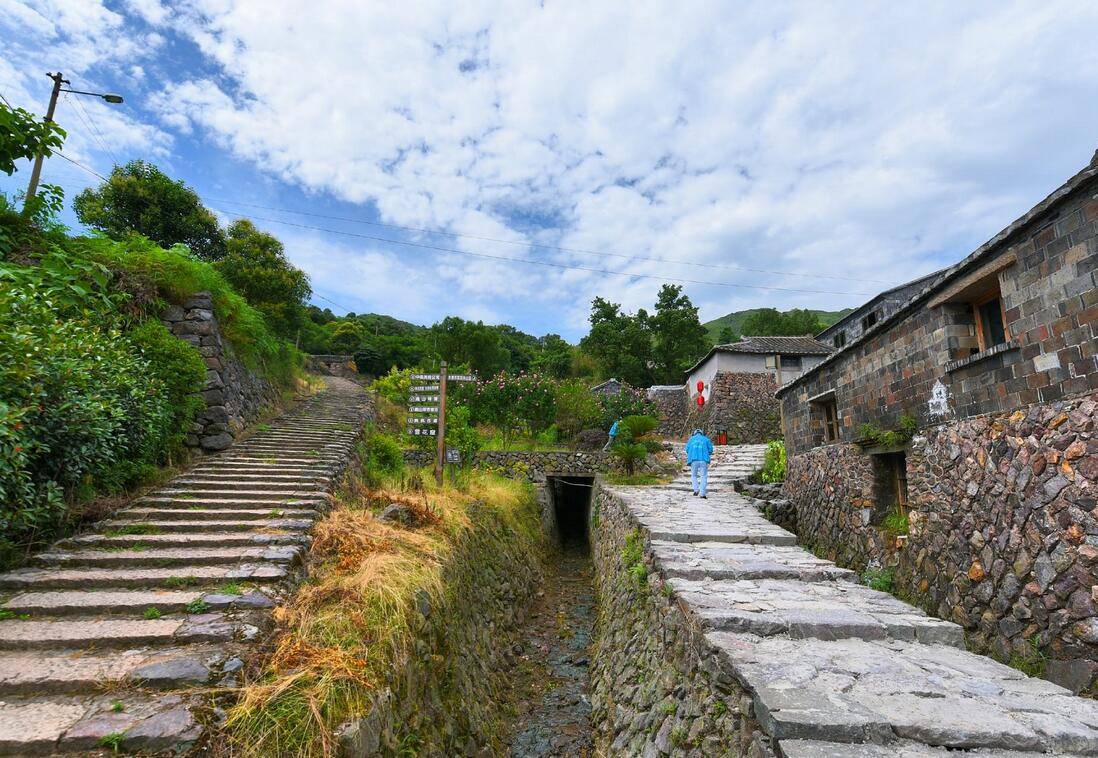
[[739, 307, 825, 337], [74, 160, 227, 261], [0, 103, 65, 176], [579, 297, 653, 386], [215, 219, 311, 338], [650, 284, 710, 384]]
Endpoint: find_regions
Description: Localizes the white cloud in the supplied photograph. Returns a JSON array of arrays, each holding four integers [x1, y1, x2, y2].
[[6, 1, 1098, 338]]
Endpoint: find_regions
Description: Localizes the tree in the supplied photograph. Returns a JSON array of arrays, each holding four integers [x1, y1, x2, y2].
[[430, 316, 511, 376], [74, 161, 227, 260], [717, 326, 739, 344], [0, 103, 65, 176], [740, 308, 825, 337], [215, 220, 311, 338], [649, 285, 710, 384], [533, 333, 573, 378], [579, 297, 653, 386]]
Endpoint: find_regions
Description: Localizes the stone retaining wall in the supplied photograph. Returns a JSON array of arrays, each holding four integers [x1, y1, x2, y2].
[[162, 291, 276, 451], [782, 392, 1098, 693], [403, 449, 614, 481], [338, 498, 543, 755], [307, 354, 358, 377], [649, 385, 689, 438], [686, 372, 781, 445], [590, 488, 769, 757]]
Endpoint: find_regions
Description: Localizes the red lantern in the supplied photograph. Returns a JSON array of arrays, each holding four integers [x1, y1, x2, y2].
[[696, 395, 705, 407], [696, 380, 705, 393]]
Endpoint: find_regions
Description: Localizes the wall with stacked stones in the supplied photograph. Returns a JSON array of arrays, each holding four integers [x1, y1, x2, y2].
[[402, 449, 614, 481], [306, 354, 358, 377], [781, 393, 1098, 693], [162, 291, 276, 451], [649, 385, 689, 438], [590, 488, 770, 757], [700, 372, 781, 444]]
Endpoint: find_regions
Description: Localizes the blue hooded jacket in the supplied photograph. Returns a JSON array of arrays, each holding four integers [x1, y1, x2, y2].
[[685, 430, 713, 464]]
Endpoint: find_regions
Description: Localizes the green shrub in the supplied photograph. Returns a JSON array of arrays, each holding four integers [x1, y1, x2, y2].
[[861, 566, 894, 592], [881, 508, 909, 536], [444, 406, 482, 464], [363, 433, 403, 484], [553, 381, 601, 438], [373, 367, 412, 406], [757, 440, 786, 484], [598, 388, 657, 430], [622, 529, 648, 587]]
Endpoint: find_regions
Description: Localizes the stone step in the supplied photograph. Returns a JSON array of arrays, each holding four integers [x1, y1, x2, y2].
[[3, 588, 273, 617], [167, 479, 327, 491], [0, 564, 288, 591], [0, 645, 227, 695], [34, 545, 302, 569], [0, 693, 202, 754], [99, 518, 314, 534], [117, 506, 318, 521], [60, 530, 306, 550], [0, 613, 250, 649], [208, 455, 343, 465], [139, 492, 326, 505], [175, 472, 331, 482]]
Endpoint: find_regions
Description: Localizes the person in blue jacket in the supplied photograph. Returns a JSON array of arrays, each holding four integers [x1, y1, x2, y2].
[[685, 428, 714, 498], [603, 419, 621, 452]]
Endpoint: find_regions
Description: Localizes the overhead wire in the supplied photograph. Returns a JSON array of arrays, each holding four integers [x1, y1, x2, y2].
[[209, 196, 897, 286], [64, 93, 121, 167], [211, 206, 877, 297]]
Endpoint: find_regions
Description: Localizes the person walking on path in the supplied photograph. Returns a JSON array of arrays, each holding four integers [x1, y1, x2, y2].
[[685, 428, 714, 498], [603, 418, 621, 452]]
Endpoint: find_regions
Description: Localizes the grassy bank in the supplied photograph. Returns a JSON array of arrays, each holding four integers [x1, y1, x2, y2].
[[219, 459, 544, 756]]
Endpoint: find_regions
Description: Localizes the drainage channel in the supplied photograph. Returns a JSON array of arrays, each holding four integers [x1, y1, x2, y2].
[[505, 475, 596, 757]]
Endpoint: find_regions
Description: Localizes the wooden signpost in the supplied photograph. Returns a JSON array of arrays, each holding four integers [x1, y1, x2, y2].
[[408, 361, 476, 485]]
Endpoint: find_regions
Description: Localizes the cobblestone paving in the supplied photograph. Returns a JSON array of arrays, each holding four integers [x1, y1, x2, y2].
[[616, 444, 1098, 756], [0, 377, 370, 755]]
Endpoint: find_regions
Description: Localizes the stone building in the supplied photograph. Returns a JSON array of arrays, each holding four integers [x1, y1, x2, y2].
[[590, 378, 627, 397], [816, 268, 944, 350], [775, 152, 1098, 692], [657, 336, 833, 442]]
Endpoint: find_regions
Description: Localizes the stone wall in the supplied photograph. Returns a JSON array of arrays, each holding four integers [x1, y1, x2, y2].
[[590, 488, 769, 757], [648, 385, 689, 438], [692, 372, 781, 445], [162, 291, 276, 451], [306, 354, 358, 377], [781, 392, 1098, 693], [403, 449, 613, 481]]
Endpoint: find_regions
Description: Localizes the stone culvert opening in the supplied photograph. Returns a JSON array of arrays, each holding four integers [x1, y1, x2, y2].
[[547, 475, 595, 551]]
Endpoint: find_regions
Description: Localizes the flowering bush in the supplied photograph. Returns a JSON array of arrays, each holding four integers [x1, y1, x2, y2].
[[457, 371, 556, 438], [598, 387, 658, 430]]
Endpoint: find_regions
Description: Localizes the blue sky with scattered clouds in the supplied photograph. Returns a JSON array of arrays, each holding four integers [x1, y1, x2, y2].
[[3, 1, 1098, 340]]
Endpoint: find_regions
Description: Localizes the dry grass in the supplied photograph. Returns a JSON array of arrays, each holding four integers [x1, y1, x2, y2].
[[217, 466, 538, 757]]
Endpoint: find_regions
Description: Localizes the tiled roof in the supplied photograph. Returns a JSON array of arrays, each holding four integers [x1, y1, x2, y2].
[[719, 336, 834, 355], [684, 336, 833, 376]]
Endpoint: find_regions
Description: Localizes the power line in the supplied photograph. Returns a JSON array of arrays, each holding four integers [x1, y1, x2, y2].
[[64, 93, 121, 167], [51, 154, 108, 182], [209, 196, 896, 286], [211, 206, 877, 297]]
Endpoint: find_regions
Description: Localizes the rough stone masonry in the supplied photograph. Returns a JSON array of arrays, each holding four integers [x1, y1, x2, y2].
[[591, 445, 1098, 756]]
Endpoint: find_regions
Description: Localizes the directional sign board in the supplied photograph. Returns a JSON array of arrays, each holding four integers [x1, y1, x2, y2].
[[411, 373, 441, 381], [445, 447, 461, 463], [409, 427, 436, 436], [410, 394, 440, 403], [407, 417, 438, 425]]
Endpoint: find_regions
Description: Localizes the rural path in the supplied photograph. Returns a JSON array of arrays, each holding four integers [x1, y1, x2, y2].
[[0, 377, 370, 755], [611, 443, 1098, 756]]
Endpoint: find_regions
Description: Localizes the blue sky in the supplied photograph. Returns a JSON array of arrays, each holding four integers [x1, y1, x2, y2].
[[3, 1, 1098, 341]]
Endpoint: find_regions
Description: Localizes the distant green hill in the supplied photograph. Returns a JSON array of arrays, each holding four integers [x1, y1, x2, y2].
[[703, 308, 853, 344]]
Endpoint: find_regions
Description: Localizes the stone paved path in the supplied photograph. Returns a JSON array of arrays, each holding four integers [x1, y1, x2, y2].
[[616, 444, 1098, 756], [0, 377, 370, 755]]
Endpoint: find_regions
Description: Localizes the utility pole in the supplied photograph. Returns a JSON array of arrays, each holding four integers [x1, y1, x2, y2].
[[434, 361, 448, 486], [25, 72, 67, 204], [23, 71, 124, 207]]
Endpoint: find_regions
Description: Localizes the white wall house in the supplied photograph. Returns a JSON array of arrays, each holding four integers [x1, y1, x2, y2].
[[684, 336, 833, 403]]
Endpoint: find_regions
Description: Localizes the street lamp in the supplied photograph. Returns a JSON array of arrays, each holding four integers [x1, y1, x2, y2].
[[24, 72, 124, 203]]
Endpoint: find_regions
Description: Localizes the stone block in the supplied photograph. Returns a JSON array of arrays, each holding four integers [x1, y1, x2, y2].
[[200, 433, 234, 451]]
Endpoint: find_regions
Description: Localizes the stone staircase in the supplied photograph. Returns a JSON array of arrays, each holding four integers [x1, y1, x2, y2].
[[0, 377, 370, 755], [609, 444, 1098, 755], [668, 442, 768, 496]]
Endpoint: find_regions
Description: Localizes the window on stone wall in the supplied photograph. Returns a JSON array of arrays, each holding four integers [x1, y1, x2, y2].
[[780, 355, 802, 370], [860, 310, 879, 331], [810, 396, 840, 443], [833, 331, 846, 348], [973, 288, 1009, 352]]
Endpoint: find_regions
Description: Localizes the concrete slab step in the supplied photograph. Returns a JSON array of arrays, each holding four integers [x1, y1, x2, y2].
[[3, 587, 274, 617], [0, 564, 288, 590], [117, 506, 319, 521], [0, 693, 202, 754], [34, 545, 302, 568], [151, 488, 325, 501], [174, 472, 331, 482], [0, 613, 250, 649], [99, 518, 314, 533], [60, 530, 306, 550], [167, 479, 327, 491], [0, 644, 227, 694], [136, 495, 324, 508]]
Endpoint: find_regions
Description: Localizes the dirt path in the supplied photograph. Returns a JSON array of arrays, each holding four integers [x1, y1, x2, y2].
[[506, 546, 595, 757]]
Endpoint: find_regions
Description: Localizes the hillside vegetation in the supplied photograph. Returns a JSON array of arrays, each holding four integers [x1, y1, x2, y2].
[[0, 202, 301, 565], [703, 307, 853, 343]]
